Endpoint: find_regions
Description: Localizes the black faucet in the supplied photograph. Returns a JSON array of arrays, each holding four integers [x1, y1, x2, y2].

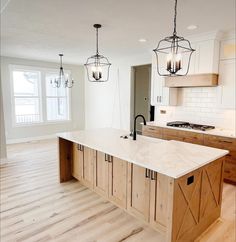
[[133, 114, 146, 140]]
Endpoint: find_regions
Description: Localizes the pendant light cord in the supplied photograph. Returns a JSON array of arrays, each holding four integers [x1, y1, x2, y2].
[[173, 0, 177, 35], [96, 27, 99, 55]]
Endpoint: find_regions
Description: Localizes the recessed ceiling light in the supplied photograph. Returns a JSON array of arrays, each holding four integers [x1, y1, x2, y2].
[[187, 25, 198, 30], [139, 38, 147, 42]]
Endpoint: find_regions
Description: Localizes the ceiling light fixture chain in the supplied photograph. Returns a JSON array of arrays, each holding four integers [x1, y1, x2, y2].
[[173, 0, 177, 35], [96, 25, 99, 55]]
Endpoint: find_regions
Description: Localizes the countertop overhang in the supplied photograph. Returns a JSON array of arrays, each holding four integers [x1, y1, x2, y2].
[[57, 128, 229, 179]]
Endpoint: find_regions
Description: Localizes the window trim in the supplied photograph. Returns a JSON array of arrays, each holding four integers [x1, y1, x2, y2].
[[9, 64, 72, 127]]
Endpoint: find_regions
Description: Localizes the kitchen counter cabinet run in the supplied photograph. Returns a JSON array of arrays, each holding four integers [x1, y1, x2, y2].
[[58, 137, 225, 242]]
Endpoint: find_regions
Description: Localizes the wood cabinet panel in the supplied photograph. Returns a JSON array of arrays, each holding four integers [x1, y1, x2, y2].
[[150, 172, 172, 232], [142, 125, 163, 139], [163, 128, 204, 145], [94, 151, 109, 197], [171, 158, 224, 242], [109, 157, 127, 208], [204, 135, 236, 151], [59, 138, 73, 183], [72, 143, 83, 180], [127, 163, 150, 222], [224, 161, 236, 183], [82, 146, 96, 189]]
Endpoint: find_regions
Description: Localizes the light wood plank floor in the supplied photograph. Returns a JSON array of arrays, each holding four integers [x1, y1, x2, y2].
[[0, 139, 235, 242]]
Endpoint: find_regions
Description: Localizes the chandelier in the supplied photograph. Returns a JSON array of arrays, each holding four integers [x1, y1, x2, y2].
[[51, 54, 74, 88], [153, 0, 195, 76]]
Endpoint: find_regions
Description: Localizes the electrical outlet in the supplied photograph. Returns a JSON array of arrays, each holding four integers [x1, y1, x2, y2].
[[160, 110, 166, 114]]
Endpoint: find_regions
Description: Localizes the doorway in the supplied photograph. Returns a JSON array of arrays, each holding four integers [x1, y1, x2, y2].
[[130, 64, 153, 133]]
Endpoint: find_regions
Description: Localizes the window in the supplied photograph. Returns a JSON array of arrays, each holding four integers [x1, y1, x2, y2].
[[12, 69, 41, 124], [45, 73, 69, 121], [10, 65, 71, 126]]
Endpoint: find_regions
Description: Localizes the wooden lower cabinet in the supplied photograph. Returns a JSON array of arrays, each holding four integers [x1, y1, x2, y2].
[[60, 138, 224, 242], [204, 134, 236, 184], [109, 156, 127, 208], [127, 164, 151, 222], [72, 143, 84, 180], [93, 151, 128, 208], [94, 151, 109, 197], [150, 173, 173, 232], [81, 146, 96, 189]]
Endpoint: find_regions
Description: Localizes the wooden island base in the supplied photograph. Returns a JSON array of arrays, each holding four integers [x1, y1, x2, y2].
[[59, 137, 224, 242]]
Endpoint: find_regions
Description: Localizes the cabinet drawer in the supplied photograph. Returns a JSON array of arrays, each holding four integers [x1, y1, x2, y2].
[[224, 161, 236, 184], [162, 134, 184, 142], [142, 126, 163, 139], [163, 128, 204, 144], [204, 135, 236, 151], [225, 150, 236, 164]]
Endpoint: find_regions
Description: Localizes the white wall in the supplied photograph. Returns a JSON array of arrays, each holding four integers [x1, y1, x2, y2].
[[85, 53, 152, 131], [0, 77, 7, 160], [1, 56, 85, 143]]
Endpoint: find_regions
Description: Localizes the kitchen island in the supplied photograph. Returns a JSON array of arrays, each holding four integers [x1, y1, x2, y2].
[[58, 128, 228, 242]]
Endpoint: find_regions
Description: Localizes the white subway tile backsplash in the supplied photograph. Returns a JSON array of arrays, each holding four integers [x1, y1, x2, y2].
[[155, 87, 235, 130]]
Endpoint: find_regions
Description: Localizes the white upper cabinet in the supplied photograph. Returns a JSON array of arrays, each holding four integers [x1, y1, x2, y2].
[[217, 37, 235, 109], [218, 58, 235, 109], [190, 39, 220, 74]]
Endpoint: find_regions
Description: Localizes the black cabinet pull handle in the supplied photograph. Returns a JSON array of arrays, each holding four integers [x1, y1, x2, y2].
[[151, 171, 156, 180], [77, 144, 84, 151], [145, 169, 150, 178], [108, 155, 113, 163], [105, 154, 108, 161]]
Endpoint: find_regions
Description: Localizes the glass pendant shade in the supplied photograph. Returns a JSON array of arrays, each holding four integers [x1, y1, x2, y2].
[[51, 54, 74, 88], [85, 24, 111, 82], [153, 0, 195, 76], [85, 54, 111, 82]]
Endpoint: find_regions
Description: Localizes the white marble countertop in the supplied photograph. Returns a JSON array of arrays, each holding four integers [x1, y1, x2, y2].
[[57, 128, 228, 179], [146, 121, 236, 138]]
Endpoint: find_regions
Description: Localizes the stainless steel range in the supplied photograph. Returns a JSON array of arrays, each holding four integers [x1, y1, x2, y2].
[[167, 121, 215, 131]]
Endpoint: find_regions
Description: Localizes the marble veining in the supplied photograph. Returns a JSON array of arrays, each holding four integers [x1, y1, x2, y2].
[[57, 128, 229, 178]]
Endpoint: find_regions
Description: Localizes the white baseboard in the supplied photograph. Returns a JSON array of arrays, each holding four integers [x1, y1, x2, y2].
[[6, 134, 56, 144]]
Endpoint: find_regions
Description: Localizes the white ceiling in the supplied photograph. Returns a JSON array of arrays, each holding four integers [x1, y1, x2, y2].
[[1, 0, 235, 65]]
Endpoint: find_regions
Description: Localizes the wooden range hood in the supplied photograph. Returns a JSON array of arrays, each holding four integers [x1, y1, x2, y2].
[[165, 73, 218, 87]]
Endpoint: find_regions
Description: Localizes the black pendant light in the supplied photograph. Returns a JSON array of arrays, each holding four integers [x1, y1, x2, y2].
[[153, 0, 195, 76], [51, 54, 74, 88], [85, 24, 111, 82]]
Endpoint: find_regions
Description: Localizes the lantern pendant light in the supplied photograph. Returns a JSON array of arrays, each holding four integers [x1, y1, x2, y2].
[[85, 24, 111, 82], [51, 54, 74, 88], [153, 0, 195, 76]]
